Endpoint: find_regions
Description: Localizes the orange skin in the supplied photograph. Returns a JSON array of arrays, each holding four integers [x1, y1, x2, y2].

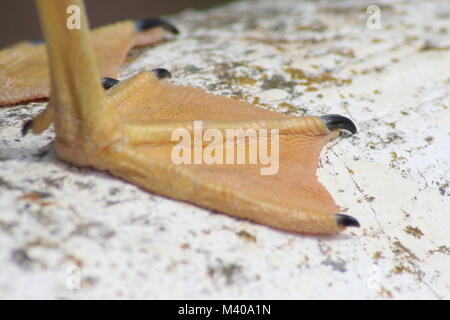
[[0, 18, 168, 106], [7, 0, 360, 234]]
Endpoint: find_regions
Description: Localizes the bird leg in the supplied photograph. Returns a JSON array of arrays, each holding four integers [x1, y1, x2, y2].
[[33, 0, 359, 234]]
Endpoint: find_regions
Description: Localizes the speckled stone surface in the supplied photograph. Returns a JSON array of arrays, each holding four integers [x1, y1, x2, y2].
[[0, 0, 449, 299]]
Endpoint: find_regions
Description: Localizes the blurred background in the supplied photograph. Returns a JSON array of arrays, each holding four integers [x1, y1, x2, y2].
[[0, 0, 230, 47]]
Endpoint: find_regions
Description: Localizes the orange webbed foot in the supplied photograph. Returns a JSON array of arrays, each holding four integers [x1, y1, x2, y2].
[[0, 17, 178, 107], [29, 0, 360, 235], [21, 68, 172, 135], [52, 70, 360, 234]]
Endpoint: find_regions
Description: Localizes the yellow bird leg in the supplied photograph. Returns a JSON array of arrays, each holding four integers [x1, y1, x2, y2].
[[32, 0, 359, 234]]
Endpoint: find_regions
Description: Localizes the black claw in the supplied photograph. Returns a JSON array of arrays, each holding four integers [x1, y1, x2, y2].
[[134, 18, 179, 34], [335, 214, 360, 228], [30, 39, 44, 46], [151, 68, 172, 80], [101, 77, 120, 90], [22, 120, 33, 136], [321, 114, 357, 134]]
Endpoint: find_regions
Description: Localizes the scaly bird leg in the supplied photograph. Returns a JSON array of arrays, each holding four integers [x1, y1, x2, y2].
[[34, 0, 359, 234], [22, 67, 172, 135]]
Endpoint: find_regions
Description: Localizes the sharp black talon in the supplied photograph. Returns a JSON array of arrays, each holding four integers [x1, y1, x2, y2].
[[30, 39, 44, 46], [151, 68, 171, 80], [101, 77, 120, 90], [22, 120, 33, 136], [321, 114, 357, 134], [335, 214, 360, 228], [134, 18, 179, 34]]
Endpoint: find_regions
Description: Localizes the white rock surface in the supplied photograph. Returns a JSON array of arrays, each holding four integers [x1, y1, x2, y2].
[[0, 0, 449, 299], [258, 89, 289, 101]]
